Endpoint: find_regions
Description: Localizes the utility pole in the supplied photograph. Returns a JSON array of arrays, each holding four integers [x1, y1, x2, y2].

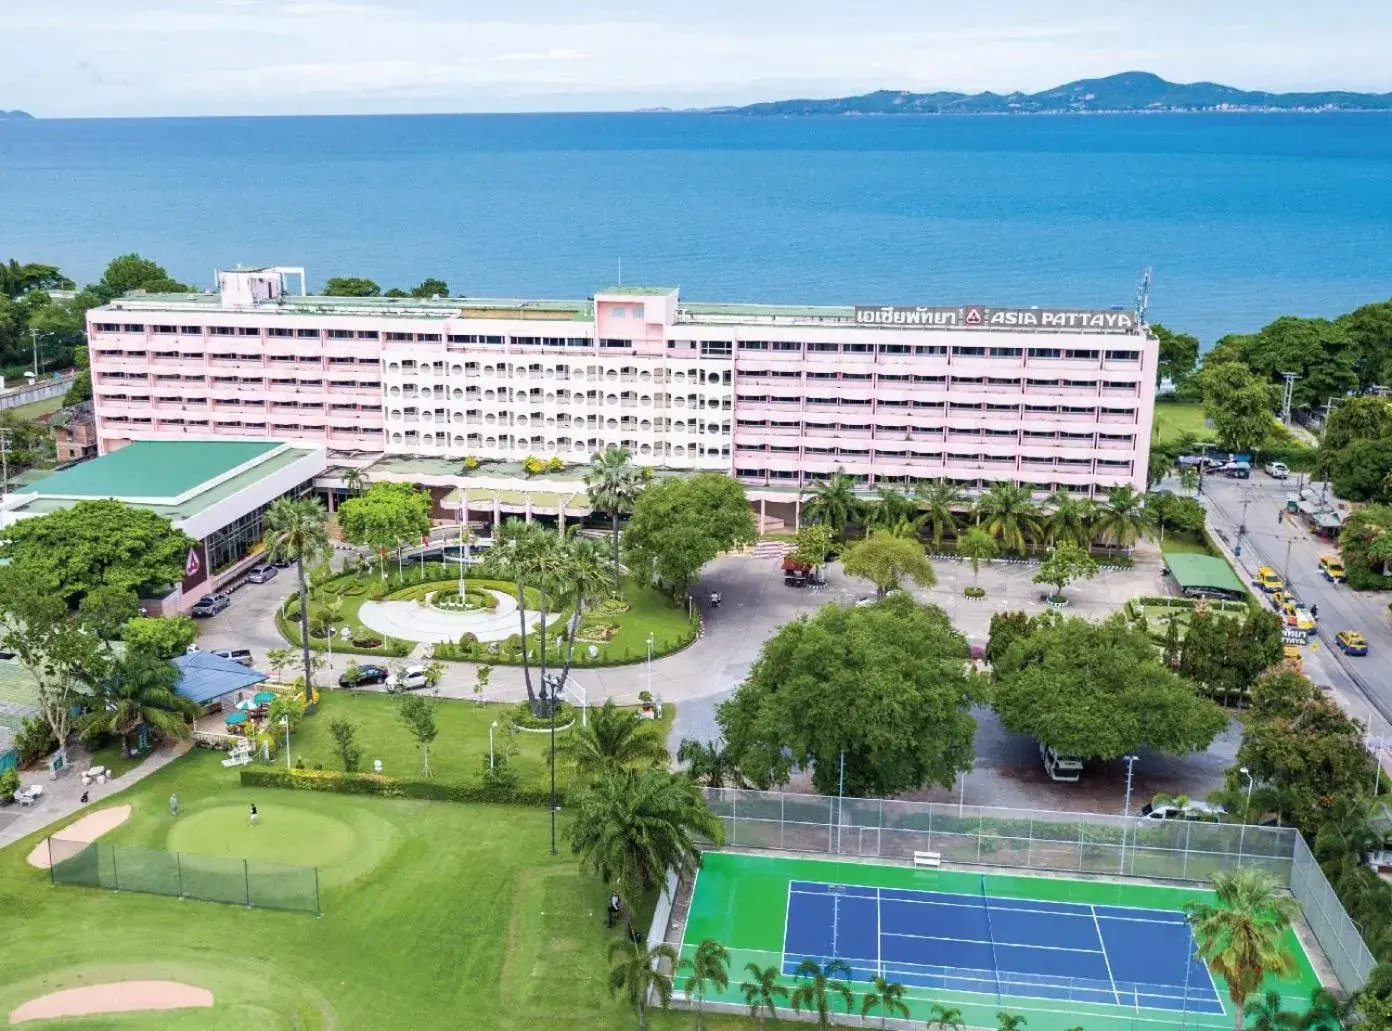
[[1236, 490, 1252, 556], [0, 429, 9, 496], [29, 327, 40, 378], [1119, 755, 1139, 874], [1279, 372, 1299, 427]]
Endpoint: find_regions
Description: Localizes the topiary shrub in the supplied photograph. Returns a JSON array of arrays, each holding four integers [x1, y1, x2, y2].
[[964, 586, 986, 599], [351, 636, 383, 649]]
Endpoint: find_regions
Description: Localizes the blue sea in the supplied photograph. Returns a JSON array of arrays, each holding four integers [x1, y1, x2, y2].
[[3, 112, 1391, 343]]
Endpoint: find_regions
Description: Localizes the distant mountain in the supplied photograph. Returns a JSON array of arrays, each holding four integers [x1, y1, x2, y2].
[[725, 72, 1392, 115], [0, 110, 34, 120]]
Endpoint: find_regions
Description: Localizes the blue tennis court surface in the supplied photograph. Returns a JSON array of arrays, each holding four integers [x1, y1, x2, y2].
[[782, 879, 1223, 1015]]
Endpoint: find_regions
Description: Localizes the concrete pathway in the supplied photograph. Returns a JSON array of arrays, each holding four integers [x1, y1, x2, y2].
[[358, 589, 559, 644]]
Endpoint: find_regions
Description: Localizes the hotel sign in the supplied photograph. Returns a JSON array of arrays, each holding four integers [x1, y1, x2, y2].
[[854, 305, 1137, 332]]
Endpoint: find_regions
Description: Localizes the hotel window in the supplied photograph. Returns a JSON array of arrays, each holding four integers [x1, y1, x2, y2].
[[1103, 380, 1136, 392], [210, 326, 235, 336], [985, 403, 1019, 413], [1024, 405, 1057, 415], [238, 327, 260, 336], [911, 400, 945, 410], [357, 331, 380, 339], [1064, 349, 1099, 361], [153, 325, 177, 335], [1028, 348, 1061, 359], [953, 346, 986, 358], [94, 323, 120, 332], [122, 323, 145, 332], [878, 344, 910, 356], [268, 328, 292, 337], [180, 326, 203, 335], [771, 341, 801, 352], [914, 345, 947, 356], [700, 341, 732, 357], [843, 372, 872, 381], [386, 332, 412, 341], [878, 399, 909, 408], [991, 347, 1022, 358], [297, 329, 320, 339], [738, 341, 768, 351], [844, 344, 871, 354], [808, 343, 838, 353], [879, 374, 909, 383], [807, 372, 836, 381], [418, 333, 442, 342], [911, 375, 946, 385], [601, 339, 633, 349], [1105, 350, 1140, 361], [328, 330, 354, 339]]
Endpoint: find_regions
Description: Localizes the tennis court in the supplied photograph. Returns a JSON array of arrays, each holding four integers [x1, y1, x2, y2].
[[678, 851, 1324, 1031]]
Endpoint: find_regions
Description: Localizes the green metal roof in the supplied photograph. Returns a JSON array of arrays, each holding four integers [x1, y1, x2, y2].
[[20, 440, 280, 501], [1163, 553, 1247, 596]]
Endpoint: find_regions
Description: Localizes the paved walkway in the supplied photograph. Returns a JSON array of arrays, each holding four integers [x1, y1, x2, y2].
[[0, 739, 191, 851], [358, 589, 559, 643]]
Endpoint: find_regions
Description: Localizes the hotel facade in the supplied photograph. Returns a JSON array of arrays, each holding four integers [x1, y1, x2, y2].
[[85, 266, 1158, 533]]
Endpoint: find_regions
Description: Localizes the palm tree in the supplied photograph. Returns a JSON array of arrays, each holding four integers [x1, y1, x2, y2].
[[974, 482, 1039, 556], [915, 479, 965, 547], [1298, 987, 1344, 1031], [341, 466, 365, 497], [996, 1013, 1028, 1031], [566, 767, 722, 933], [739, 962, 788, 1030], [265, 497, 332, 705], [562, 699, 669, 777], [680, 938, 731, 1031], [867, 487, 917, 531], [927, 1002, 966, 1030], [676, 738, 749, 788], [789, 958, 853, 1030], [74, 652, 199, 753], [1186, 868, 1301, 1031], [483, 518, 551, 714], [957, 526, 999, 590], [859, 975, 909, 1028], [1043, 489, 1096, 548], [1245, 989, 1300, 1031], [553, 531, 618, 702], [801, 470, 862, 538], [608, 937, 678, 1029], [1093, 485, 1151, 551], [585, 445, 644, 595]]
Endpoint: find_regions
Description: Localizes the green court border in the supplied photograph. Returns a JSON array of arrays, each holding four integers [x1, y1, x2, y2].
[[677, 851, 1322, 1031]]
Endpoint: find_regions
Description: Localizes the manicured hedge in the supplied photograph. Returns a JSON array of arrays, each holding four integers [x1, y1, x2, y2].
[[239, 767, 562, 807]]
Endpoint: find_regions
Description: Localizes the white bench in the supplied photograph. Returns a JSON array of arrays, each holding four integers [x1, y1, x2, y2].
[[912, 850, 942, 868]]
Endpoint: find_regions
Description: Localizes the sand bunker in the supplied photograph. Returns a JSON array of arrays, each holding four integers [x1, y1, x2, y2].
[[9, 981, 213, 1023], [26, 805, 132, 870]]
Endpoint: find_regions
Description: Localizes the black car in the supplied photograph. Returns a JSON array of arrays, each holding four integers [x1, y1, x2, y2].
[[190, 593, 231, 618], [340, 664, 389, 688]]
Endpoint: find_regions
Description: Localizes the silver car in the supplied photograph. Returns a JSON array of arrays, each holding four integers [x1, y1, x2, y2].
[[245, 564, 278, 584]]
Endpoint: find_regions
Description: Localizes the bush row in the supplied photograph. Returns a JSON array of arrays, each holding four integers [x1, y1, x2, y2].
[[274, 611, 412, 658], [239, 767, 562, 807]]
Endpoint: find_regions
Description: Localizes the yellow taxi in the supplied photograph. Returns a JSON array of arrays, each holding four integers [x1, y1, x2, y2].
[[1269, 589, 1295, 611], [1257, 566, 1285, 592], [1336, 630, 1369, 656], [1281, 601, 1317, 632], [1319, 554, 1346, 583], [1282, 645, 1305, 673]]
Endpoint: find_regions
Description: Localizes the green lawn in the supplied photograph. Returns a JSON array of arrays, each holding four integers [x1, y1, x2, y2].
[[1160, 530, 1213, 556], [7, 394, 64, 420], [1152, 402, 1213, 444], [289, 691, 672, 793], [0, 750, 747, 1031]]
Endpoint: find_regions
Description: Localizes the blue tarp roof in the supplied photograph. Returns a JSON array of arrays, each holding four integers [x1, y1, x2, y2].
[[173, 651, 267, 705]]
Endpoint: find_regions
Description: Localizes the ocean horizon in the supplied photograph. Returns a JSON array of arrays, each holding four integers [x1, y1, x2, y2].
[[4, 110, 1390, 343]]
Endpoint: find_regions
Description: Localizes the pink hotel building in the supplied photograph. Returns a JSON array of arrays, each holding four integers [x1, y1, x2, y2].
[[87, 267, 1158, 529]]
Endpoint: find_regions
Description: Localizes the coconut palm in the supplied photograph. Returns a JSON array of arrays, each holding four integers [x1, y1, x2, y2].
[[915, 478, 965, 546], [566, 767, 722, 932], [859, 975, 909, 1028], [265, 497, 332, 704], [680, 938, 731, 1031], [740, 962, 788, 1030], [789, 959, 854, 1029], [483, 518, 551, 714], [1245, 990, 1300, 1031], [801, 469, 862, 538], [676, 738, 749, 788], [563, 699, 668, 777], [927, 1003, 967, 1030], [608, 937, 678, 1029], [552, 530, 618, 703], [974, 482, 1039, 555], [1298, 987, 1344, 1031], [996, 1013, 1028, 1031], [1185, 868, 1300, 1031], [74, 652, 199, 753], [585, 445, 644, 595], [341, 466, 365, 497], [957, 526, 999, 589], [867, 487, 918, 531], [1093, 485, 1151, 551], [1043, 489, 1096, 548]]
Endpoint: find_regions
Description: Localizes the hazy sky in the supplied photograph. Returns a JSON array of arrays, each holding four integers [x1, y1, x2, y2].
[[4, 1, 1391, 117]]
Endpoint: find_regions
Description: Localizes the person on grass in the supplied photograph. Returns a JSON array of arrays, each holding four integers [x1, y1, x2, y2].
[[169, 794, 178, 817], [607, 892, 621, 927], [248, 803, 259, 826]]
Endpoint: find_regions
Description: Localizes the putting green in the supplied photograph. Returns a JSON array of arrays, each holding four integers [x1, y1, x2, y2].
[[167, 805, 358, 870]]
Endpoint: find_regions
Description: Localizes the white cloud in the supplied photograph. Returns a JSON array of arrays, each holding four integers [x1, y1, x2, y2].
[[1, 0, 1390, 116]]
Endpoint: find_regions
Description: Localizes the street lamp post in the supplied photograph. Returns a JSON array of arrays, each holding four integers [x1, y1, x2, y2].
[[646, 632, 654, 701], [1238, 766, 1255, 865], [280, 716, 291, 771], [489, 720, 498, 769], [1119, 755, 1139, 874]]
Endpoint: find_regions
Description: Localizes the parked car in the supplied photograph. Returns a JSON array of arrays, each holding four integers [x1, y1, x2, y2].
[[340, 663, 389, 688], [212, 648, 254, 667], [386, 663, 429, 692], [1217, 461, 1251, 479], [190, 593, 231, 618], [1319, 554, 1346, 583], [1256, 566, 1285, 593], [1336, 630, 1369, 656], [1039, 743, 1083, 783], [1280, 601, 1317, 632], [1264, 461, 1290, 479], [245, 564, 278, 584], [1139, 799, 1226, 822]]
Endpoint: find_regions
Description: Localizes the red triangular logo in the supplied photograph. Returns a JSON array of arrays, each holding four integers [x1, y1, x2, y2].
[[964, 306, 984, 326], [185, 548, 201, 577]]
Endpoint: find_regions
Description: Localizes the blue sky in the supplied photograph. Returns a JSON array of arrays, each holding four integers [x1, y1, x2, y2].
[[4, 0, 1391, 117]]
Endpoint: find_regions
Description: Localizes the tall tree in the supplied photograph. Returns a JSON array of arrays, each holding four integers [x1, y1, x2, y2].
[[739, 962, 788, 1031], [75, 651, 198, 753], [483, 518, 551, 714], [974, 482, 1039, 555], [265, 497, 332, 704], [623, 473, 756, 594], [992, 613, 1227, 760], [680, 938, 730, 1031], [1032, 541, 1099, 601], [859, 976, 909, 1028], [552, 530, 618, 700], [322, 276, 381, 297], [1186, 869, 1300, 1031], [957, 526, 999, 591], [396, 693, 440, 777], [1153, 323, 1201, 387], [1178, 607, 1283, 706], [915, 478, 964, 546], [676, 738, 748, 788], [0, 499, 195, 607], [75, 585, 141, 652], [1245, 989, 1301, 1031], [607, 938, 678, 1029], [788, 522, 837, 572], [1093, 485, 1150, 550], [800, 470, 862, 538], [409, 277, 449, 298], [562, 699, 668, 778], [841, 532, 937, 599], [927, 1003, 967, 1030], [1042, 490, 1096, 548], [865, 487, 917, 531], [1197, 360, 1280, 453], [584, 445, 644, 595], [718, 594, 979, 796], [0, 259, 73, 299], [789, 959, 853, 1030], [566, 768, 722, 932], [92, 254, 191, 302], [337, 481, 432, 579]]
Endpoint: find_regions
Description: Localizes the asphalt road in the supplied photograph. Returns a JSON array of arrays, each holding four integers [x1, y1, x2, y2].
[[1193, 471, 1392, 743]]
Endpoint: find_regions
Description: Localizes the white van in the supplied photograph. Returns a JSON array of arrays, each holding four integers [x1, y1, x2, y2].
[[1264, 461, 1290, 480], [387, 663, 429, 692], [1040, 743, 1084, 782]]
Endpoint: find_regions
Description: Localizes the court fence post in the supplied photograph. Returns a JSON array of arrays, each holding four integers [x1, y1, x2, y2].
[[779, 793, 785, 850], [730, 791, 737, 847], [976, 810, 983, 865], [1076, 824, 1084, 872]]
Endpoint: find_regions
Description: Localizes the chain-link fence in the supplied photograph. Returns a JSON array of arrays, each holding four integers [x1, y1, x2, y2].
[[701, 788, 1373, 995], [46, 837, 321, 915]]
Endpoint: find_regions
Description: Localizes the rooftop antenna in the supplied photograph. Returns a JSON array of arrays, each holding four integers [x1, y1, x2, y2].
[[1135, 267, 1152, 324]]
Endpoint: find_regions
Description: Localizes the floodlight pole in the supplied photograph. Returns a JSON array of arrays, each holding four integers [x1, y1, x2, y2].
[[1238, 766, 1254, 866], [549, 674, 558, 856], [281, 716, 291, 770], [489, 720, 498, 769], [1119, 755, 1139, 874], [836, 750, 846, 854]]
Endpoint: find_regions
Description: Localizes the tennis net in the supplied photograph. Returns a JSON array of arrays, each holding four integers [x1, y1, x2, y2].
[[981, 873, 1003, 1005]]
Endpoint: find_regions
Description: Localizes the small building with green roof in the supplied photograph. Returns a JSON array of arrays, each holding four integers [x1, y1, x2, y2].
[[1162, 552, 1249, 601]]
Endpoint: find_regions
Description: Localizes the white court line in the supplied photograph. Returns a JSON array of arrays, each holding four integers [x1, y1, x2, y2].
[[779, 879, 791, 972], [876, 886, 883, 980], [792, 886, 1186, 926], [680, 865, 702, 954], [881, 931, 1105, 956], [1090, 904, 1123, 1006]]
